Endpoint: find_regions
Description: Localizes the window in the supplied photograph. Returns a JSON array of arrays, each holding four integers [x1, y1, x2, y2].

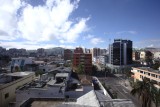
[[155, 75, 158, 78], [151, 74, 155, 77], [140, 71, 143, 74], [5, 93, 9, 99], [148, 73, 150, 76]]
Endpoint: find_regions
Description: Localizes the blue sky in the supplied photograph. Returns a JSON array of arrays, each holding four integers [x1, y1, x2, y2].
[[0, 0, 160, 49]]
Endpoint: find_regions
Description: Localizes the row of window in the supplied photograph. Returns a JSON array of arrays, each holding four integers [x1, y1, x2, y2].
[[137, 70, 160, 79], [140, 75, 160, 86]]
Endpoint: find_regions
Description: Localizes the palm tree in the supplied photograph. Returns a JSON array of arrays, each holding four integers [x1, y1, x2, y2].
[[151, 86, 160, 107], [131, 77, 153, 107]]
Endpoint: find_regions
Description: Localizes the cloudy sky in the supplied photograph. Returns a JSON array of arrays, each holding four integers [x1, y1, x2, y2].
[[0, 0, 160, 49]]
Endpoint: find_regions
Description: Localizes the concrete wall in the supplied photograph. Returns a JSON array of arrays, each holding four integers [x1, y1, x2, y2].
[[0, 74, 35, 107]]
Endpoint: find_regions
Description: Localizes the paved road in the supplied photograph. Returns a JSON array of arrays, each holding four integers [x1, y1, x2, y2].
[[99, 76, 141, 107]]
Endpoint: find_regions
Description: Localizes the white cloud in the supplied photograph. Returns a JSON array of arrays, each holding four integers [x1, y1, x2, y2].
[[0, 0, 22, 40], [60, 17, 90, 43], [134, 39, 160, 48], [83, 34, 94, 40], [90, 37, 104, 45], [0, 0, 89, 48], [0, 41, 75, 50], [116, 31, 137, 35], [0, 41, 53, 50], [147, 44, 154, 48]]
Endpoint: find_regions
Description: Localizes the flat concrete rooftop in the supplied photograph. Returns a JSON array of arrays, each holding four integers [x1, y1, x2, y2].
[[31, 101, 62, 107]]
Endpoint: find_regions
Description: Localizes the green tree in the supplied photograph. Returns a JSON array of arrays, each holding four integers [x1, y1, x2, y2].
[[131, 78, 153, 107], [92, 65, 98, 76], [145, 51, 153, 65], [77, 63, 84, 74], [123, 67, 132, 78], [35, 70, 45, 77], [15, 66, 20, 72], [151, 62, 160, 70]]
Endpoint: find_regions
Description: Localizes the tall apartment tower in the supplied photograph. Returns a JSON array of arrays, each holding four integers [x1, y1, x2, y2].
[[109, 39, 132, 65], [64, 49, 73, 61], [91, 48, 100, 58], [73, 47, 92, 73]]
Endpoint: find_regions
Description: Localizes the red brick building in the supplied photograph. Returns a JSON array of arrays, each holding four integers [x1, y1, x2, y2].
[[74, 47, 83, 53], [64, 49, 73, 61], [73, 47, 92, 73]]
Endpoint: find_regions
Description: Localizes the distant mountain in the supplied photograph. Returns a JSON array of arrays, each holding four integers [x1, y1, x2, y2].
[[145, 47, 160, 52], [44, 47, 64, 55]]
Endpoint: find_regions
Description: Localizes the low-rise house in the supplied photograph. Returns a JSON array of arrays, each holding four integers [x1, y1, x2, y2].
[[10, 57, 34, 72], [0, 72, 35, 107]]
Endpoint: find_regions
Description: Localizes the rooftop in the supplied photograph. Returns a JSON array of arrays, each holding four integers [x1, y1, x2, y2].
[[17, 72, 68, 90], [56, 73, 69, 78], [19, 90, 100, 107], [34, 61, 45, 64], [78, 75, 92, 85], [19, 81, 46, 90], [6, 72, 34, 77], [133, 67, 160, 74], [0, 71, 35, 89], [49, 67, 72, 73], [46, 79, 65, 86]]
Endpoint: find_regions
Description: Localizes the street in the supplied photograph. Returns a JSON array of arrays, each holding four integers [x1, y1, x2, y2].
[[98, 76, 141, 107]]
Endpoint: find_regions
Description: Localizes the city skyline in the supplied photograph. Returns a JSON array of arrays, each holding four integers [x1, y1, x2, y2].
[[0, 0, 160, 49]]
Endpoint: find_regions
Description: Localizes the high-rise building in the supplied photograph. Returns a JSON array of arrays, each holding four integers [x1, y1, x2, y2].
[[100, 49, 107, 55], [109, 39, 132, 65], [91, 48, 100, 58], [74, 47, 83, 53], [132, 51, 140, 61], [73, 47, 92, 73], [83, 48, 91, 54], [64, 49, 73, 61]]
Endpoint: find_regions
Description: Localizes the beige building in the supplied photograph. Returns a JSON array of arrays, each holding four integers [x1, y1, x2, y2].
[[0, 72, 35, 107], [131, 67, 160, 88]]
